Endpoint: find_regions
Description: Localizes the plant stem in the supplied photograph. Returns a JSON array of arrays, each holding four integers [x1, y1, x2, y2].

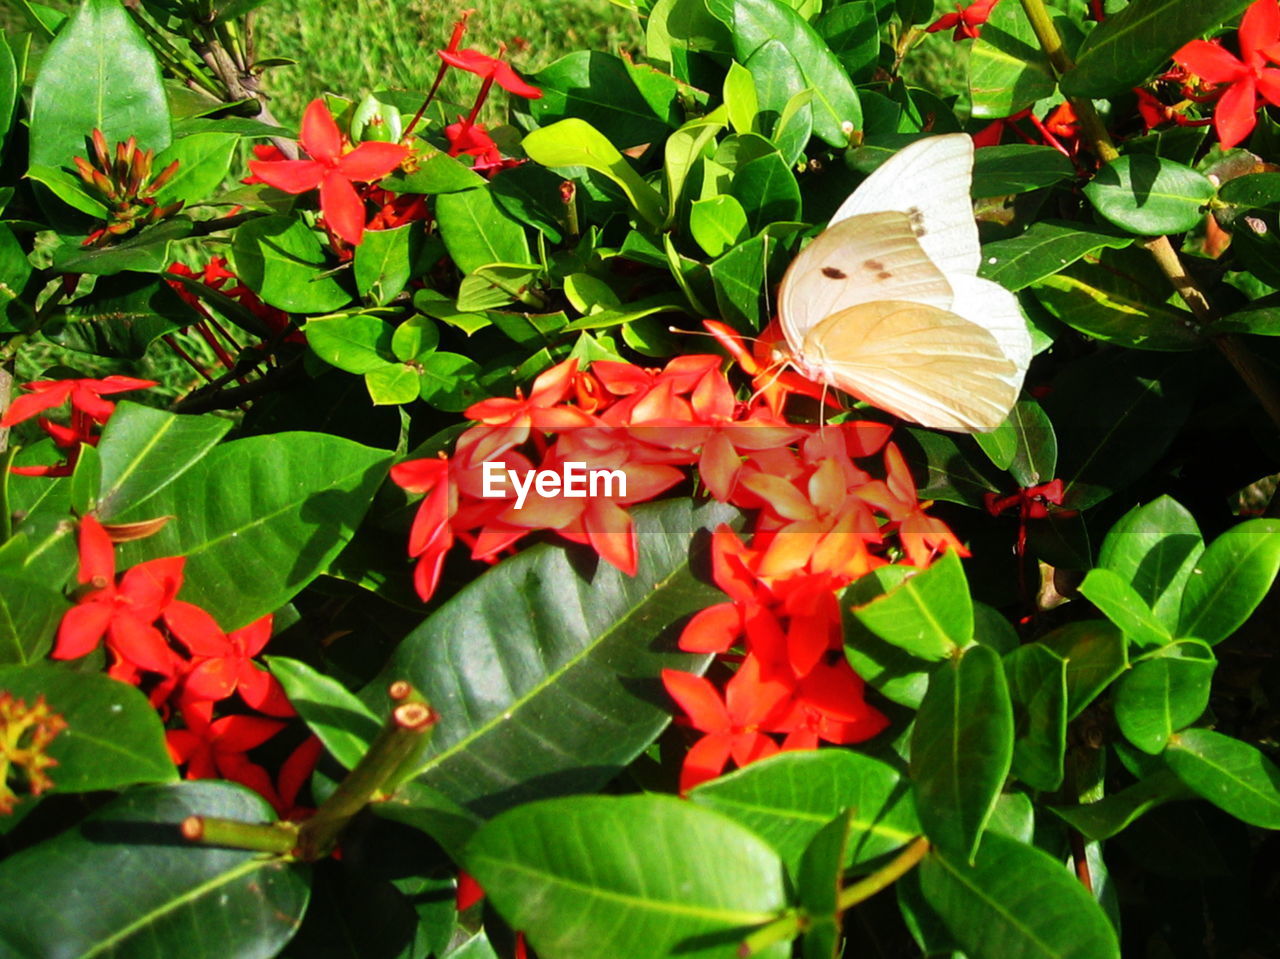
[[835, 836, 930, 912], [1019, 0, 1280, 433], [181, 815, 299, 854], [293, 682, 437, 861]]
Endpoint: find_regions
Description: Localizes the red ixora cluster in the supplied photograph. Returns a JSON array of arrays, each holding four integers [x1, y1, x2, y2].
[[391, 328, 967, 790], [1, 375, 157, 477], [51, 515, 318, 817]]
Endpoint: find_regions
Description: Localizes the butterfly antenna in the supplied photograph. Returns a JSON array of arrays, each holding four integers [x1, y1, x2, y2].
[[762, 234, 774, 319], [745, 356, 792, 407], [818, 381, 830, 433]]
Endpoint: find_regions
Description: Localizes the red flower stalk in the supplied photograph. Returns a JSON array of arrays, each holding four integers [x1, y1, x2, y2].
[[926, 0, 1001, 41], [247, 99, 410, 245], [1174, 0, 1280, 147]]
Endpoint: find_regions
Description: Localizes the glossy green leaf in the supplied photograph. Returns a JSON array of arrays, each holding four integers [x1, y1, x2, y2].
[[968, 1, 1057, 119], [0, 663, 176, 792], [897, 426, 1003, 509], [417, 351, 487, 411], [232, 215, 352, 313], [841, 566, 933, 707], [910, 645, 1013, 862], [306, 313, 394, 374], [1177, 518, 1280, 644], [1213, 305, 1280, 336], [354, 223, 417, 305], [360, 498, 737, 814], [732, 151, 801, 233], [25, 163, 108, 218], [1039, 620, 1127, 719], [726, 0, 862, 145], [1166, 728, 1280, 829], [0, 568, 67, 664], [797, 811, 853, 959], [1084, 156, 1216, 236], [267, 655, 381, 771], [723, 61, 759, 135], [690, 750, 918, 875], [0, 222, 32, 330], [468, 795, 788, 959], [115, 432, 391, 630], [645, 0, 734, 84], [1005, 397, 1057, 488], [816, 1, 879, 81], [381, 147, 485, 194], [151, 131, 238, 206], [0, 32, 15, 155], [710, 235, 767, 324], [772, 88, 814, 167], [370, 780, 482, 863], [52, 217, 194, 276], [973, 413, 1018, 472], [850, 550, 971, 660], [434, 187, 532, 274], [392, 314, 439, 361], [1097, 496, 1203, 630], [1003, 643, 1068, 791], [1031, 246, 1204, 351], [918, 831, 1121, 959], [691, 195, 750, 257], [979, 220, 1132, 291], [972, 145, 1074, 197], [94, 401, 231, 520], [0, 782, 308, 958], [365, 363, 420, 406], [1050, 767, 1192, 840], [527, 50, 674, 149], [28, 0, 170, 170], [48, 273, 198, 358], [1114, 640, 1215, 754], [1078, 567, 1172, 649], [744, 38, 806, 134], [522, 119, 666, 227], [664, 113, 727, 223], [1062, 0, 1252, 98]]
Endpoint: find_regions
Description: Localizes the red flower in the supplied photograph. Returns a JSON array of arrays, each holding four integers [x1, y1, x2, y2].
[[165, 605, 294, 716], [926, 0, 1001, 41], [247, 99, 410, 245], [1174, 0, 1280, 147], [438, 48, 543, 99], [167, 713, 286, 808], [53, 515, 184, 676], [240, 143, 287, 185], [1, 375, 156, 428]]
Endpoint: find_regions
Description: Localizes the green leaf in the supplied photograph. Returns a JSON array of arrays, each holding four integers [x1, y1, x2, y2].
[[115, 433, 391, 629], [1050, 766, 1192, 840], [360, 498, 739, 814], [979, 220, 1133, 291], [849, 550, 971, 661], [433, 187, 534, 275], [897, 426, 1003, 509], [1097, 495, 1204, 630], [691, 195, 750, 257], [918, 831, 1121, 959], [1166, 728, 1280, 829], [1079, 568, 1172, 649], [968, 0, 1058, 119], [689, 750, 919, 875], [0, 222, 29, 330], [0, 568, 67, 664], [267, 655, 381, 771], [710, 235, 768, 324], [365, 363, 421, 406], [1084, 155, 1217, 236], [381, 148, 485, 194], [841, 567, 933, 708], [1039, 620, 1127, 719], [1031, 246, 1204, 350], [1114, 640, 1215, 754], [744, 38, 806, 135], [0, 663, 176, 792], [1177, 518, 1280, 644], [28, 0, 170, 171], [466, 795, 789, 959], [52, 217, 194, 276], [816, 1, 880, 82], [0, 782, 309, 958], [1006, 397, 1057, 488], [1213, 305, 1280, 336], [306, 313, 394, 374], [151, 131, 238, 206], [1003, 643, 1068, 791], [663, 113, 727, 224], [910, 645, 1013, 862], [772, 88, 814, 167], [1062, 0, 1252, 98], [797, 811, 854, 959], [48, 274, 197, 358], [417, 351, 487, 411], [732, 151, 801, 233], [0, 32, 16, 155], [95, 401, 232, 520], [723, 61, 759, 135], [370, 780, 482, 863], [392, 314, 439, 361], [231, 215, 352, 313], [25, 163, 108, 218], [972, 145, 1075, 197], [726, 0, 862, 145], [354, 223, 417, 305], [522, 119, 666, 227], [528, 50, 674, 149]]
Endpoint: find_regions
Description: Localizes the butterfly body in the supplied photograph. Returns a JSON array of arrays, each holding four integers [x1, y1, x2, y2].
[[777, 135, 1032, 433]]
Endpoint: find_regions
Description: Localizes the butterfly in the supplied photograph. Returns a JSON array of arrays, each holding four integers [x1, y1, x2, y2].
[[778, 133, 1032, 433]]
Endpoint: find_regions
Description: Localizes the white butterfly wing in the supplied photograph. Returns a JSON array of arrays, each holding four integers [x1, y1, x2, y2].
[[778, 210, 953, 351], [830, 134, 981, 279], [948, 273, 1034, 392], [801, 300, 1020, 432]]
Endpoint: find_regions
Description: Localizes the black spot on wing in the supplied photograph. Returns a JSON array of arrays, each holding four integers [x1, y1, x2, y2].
[[821, 266, 847, 279]]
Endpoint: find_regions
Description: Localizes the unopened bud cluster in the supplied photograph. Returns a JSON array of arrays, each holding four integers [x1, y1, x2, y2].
[[0, 692, 68, 814], [74, 129, 184, 246]]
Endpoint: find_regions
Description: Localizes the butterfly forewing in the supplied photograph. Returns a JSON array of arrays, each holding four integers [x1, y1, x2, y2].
[[802, 300, 1019, 432], [778, 211, 953, 350], [829, 134, 981, 279]]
